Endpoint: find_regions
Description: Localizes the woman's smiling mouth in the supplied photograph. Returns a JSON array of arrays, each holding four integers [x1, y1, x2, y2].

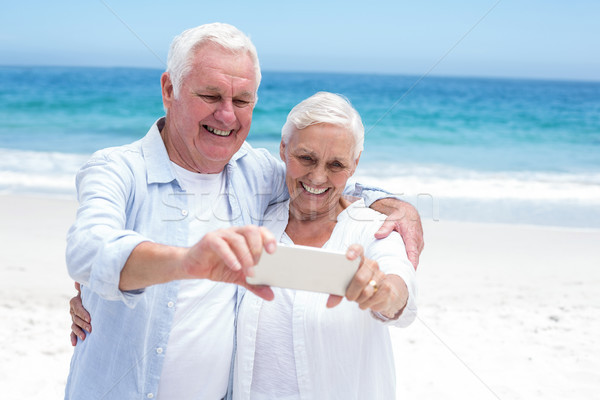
[[301, 182, 328, 195]]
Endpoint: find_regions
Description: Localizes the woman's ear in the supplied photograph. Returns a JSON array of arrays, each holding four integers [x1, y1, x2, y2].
[[355, 151, 362, 167], [350, 151, 362, 176]]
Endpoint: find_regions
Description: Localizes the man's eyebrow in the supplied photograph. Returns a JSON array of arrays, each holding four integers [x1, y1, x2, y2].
[[198, 87, 255, 100], [236, 91, 256, 100]]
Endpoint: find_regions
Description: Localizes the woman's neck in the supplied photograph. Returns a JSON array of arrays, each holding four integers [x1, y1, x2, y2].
[[285, 197, 352, 247]]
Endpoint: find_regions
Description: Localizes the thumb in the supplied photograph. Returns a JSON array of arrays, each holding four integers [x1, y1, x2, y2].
[[326, 294, 343, 308], [403, 237, 421, 270], [374, 219, 395, 239], [406, 247, 420, 270], [346, 244, 364, 261], [246, 284, 275, 302]]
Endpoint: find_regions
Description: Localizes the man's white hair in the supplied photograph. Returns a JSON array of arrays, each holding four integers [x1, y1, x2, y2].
[[166, 22, 261, 98], [281, 92, 364, 159]]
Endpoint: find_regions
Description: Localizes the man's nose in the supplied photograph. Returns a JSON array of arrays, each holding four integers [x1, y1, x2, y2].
[[214, 100, 236, 126]]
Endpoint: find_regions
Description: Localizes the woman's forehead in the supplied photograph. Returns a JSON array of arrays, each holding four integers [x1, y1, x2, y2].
[[290, 124, 353, 146], [289, 134, 355, 160]]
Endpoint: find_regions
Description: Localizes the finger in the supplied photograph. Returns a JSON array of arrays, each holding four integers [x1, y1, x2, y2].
[[355, 276, 382, 307], [259, 226, 277, 254], [354, 267, 385, 307], [71, 322, 87, 341], [74, 281, 81, 292], [222, 230, 257, 273], [72, 314, 92, 333], [208, 234, 244, 272], [245, 284, 274, 301], [326, 294, 343, 308], [376, 209, 425, 268], [70, 332, 77, 347], [237, 226, 263, 266], [346, 244, 363, 261], [346, 260, 377, 301], [72, 306, 91, 325], [70, 296, 91, 324], [374, 219, 395, 239], [363, 295, 387, 314], [406, 246, 420, 270], [368, 275, 409, 316], [360, 280, 389, 311]]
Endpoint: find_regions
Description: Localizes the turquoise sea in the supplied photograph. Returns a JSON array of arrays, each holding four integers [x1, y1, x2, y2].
[[1, 66, 599, 228]]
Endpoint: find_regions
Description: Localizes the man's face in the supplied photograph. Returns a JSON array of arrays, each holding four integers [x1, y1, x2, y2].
[[161, 42, 257, 173]]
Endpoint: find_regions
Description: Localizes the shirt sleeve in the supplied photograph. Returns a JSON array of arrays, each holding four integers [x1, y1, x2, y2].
[[343, 182, 400, 207], [264, 150, 289, 206], [364, 231, 418, 328], [65, 154, 150, 307]]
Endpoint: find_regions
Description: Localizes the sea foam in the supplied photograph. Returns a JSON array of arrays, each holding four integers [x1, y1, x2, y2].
[[2, 147, 598, 228]]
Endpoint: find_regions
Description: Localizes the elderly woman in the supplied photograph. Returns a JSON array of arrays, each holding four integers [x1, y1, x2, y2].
[[232, 92, 417, 399]]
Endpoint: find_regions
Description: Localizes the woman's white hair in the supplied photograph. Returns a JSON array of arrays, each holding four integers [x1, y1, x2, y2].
[[166, 22, 261, 98], [281, 92, 364, 159]]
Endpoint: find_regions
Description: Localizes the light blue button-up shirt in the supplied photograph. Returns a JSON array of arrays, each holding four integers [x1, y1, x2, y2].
[[64, 118, 390, 399]]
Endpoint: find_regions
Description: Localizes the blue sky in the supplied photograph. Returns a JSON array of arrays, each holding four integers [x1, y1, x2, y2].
[[2, 0, 599, 81]]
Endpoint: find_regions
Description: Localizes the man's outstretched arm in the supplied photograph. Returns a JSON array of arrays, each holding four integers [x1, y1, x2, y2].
[[118, 226, 277, 297]]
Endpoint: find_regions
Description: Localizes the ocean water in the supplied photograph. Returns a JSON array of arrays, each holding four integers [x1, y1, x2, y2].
[[1, 66, 599, 228]]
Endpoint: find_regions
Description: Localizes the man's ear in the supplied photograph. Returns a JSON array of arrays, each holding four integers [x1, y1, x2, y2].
[[279, 141, 286, 162], [161, 72, 174, 110]]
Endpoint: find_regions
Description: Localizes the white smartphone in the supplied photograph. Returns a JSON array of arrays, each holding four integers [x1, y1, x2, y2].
[[246, 243, 360, 296]]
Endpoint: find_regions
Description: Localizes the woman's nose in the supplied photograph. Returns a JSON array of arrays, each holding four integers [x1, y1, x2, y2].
[[309, 165, 328, 185]]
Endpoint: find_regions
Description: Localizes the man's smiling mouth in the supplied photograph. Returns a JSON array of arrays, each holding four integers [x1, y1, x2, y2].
[[301, 182, 328, 195], [204, 125, 232, 137]]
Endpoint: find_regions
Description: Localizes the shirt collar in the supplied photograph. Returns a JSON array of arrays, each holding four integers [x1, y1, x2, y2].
[[141, 117, 249, 185]]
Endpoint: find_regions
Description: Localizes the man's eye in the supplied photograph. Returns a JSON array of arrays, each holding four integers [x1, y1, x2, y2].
[[330, 162, 344, 169], [233, 99, 251, 107], [199, 95, 219, 102], [299, 156, 313, 162]]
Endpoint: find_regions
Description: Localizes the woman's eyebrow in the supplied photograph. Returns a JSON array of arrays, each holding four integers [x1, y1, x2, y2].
[[294, 147, 316, 156]]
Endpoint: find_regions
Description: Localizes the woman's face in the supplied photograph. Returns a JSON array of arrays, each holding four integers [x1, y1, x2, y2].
[[280, 123, 360, 219]]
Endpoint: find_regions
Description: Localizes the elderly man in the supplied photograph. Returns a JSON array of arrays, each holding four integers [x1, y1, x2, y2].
[[65, 23, 423, 399]]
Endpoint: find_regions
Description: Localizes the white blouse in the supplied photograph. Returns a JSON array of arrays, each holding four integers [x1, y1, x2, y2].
[[233, 199, 417, 400]]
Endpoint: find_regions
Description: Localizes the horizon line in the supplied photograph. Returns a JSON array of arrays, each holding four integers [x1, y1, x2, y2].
[[1, 63, 599, 84]]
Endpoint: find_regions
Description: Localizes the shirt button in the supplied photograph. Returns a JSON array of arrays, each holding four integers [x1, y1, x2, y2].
[[167, 301, 174, 308], [147, 394, 154, 399], [156, 347, 163, 354], [181, 209, 188, 216]]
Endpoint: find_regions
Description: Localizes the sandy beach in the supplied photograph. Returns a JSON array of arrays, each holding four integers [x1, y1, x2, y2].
[[2, 194, 599, 399]]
